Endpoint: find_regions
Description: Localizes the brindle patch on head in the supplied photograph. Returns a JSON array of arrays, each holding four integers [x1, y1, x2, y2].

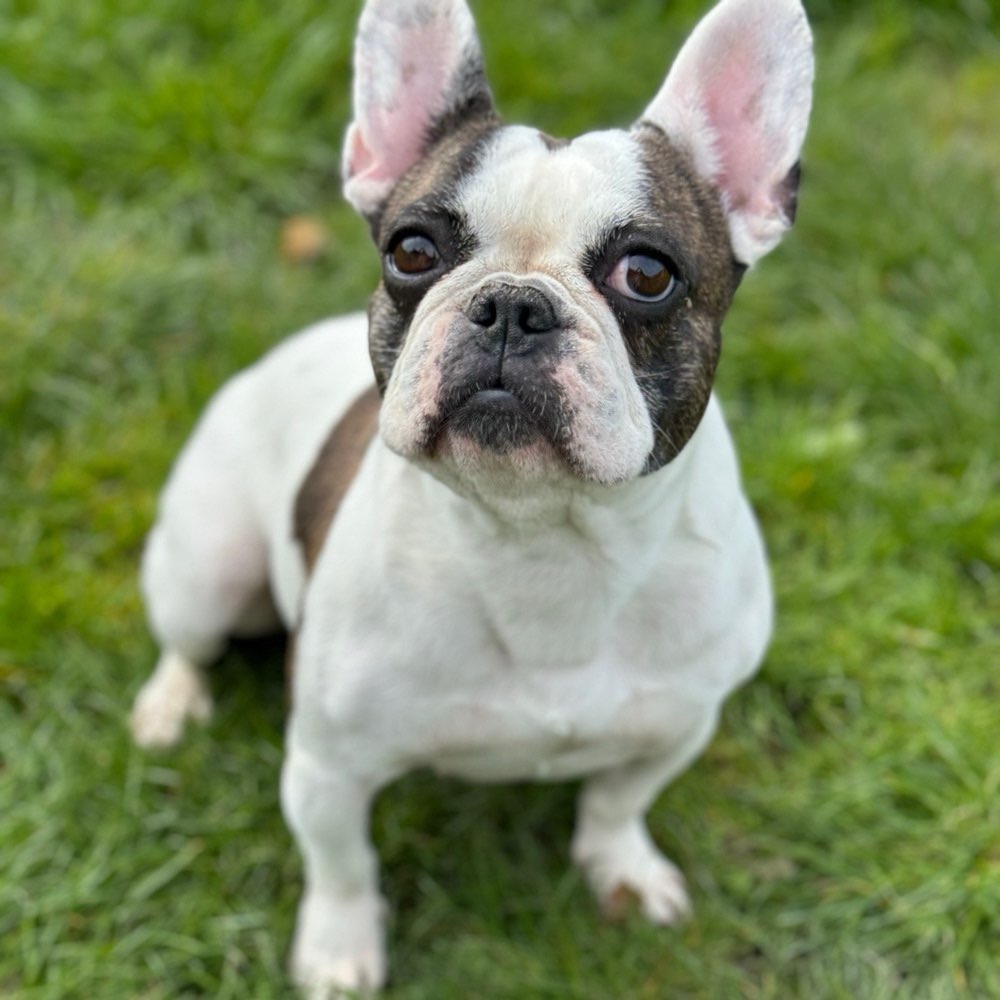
[[600, 122, 743, 471], [376, 116, 501, 238], [422, 52, 496, 151], [293, 385, 381, 574], [366, 117, 501, 393]]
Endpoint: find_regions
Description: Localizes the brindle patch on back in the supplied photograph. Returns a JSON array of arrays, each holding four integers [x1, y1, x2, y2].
[[294, 385, 381, 574]]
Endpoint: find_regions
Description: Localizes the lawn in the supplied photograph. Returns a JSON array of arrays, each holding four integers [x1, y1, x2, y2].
[[1, 1, 998, 997]]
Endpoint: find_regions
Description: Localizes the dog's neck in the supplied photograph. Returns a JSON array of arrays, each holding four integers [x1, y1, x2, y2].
[[413, 420, 701, 532]]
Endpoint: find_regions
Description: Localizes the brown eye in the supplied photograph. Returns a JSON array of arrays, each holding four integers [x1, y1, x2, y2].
[[608, 252, 676, 302], [389, 233, 440, 276]]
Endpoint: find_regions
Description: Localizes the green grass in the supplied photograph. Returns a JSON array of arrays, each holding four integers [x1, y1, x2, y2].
[[2, 1, 998, 997]]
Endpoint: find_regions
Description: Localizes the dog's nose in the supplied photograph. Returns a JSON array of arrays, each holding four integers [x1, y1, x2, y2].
[[467, 283, 559, 337]]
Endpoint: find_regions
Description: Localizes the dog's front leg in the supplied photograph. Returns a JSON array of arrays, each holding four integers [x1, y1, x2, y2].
[[281, 743, 388, 997], [570, 714, 718, 926]]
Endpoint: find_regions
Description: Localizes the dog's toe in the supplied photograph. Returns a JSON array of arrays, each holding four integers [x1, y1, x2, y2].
[[633, 857, 692, 925]]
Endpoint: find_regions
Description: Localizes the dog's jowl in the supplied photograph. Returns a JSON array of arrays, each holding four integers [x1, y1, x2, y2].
[[130, 0, 814, 994]]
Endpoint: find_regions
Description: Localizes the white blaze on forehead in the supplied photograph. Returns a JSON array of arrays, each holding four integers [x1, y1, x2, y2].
[[453, 127, 649, 266]]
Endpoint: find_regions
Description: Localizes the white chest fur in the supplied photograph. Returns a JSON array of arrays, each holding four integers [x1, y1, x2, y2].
[[288, 371, 772, 786], [141, 315, 771, 786]]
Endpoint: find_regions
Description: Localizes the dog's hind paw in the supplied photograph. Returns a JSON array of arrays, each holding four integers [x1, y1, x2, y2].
[[130, 650, 212, 749], [571, 818, 692, 927]]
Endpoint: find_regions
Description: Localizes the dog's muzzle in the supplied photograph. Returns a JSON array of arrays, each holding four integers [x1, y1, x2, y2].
[[429, 280, 571, 455]]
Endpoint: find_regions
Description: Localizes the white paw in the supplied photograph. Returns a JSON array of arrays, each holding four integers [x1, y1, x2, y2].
[[571, 819, 692, 926], [290, 890, 387, 998], [130, 650, 213, 749]]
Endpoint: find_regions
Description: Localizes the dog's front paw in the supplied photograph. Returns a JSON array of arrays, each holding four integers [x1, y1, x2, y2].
[[290, 889, 387, 998], [130, 651, 212, 749], [571, 819, 692, 926]]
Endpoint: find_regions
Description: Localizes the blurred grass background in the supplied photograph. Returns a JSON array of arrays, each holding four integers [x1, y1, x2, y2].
[[1, 1, 998, 997]]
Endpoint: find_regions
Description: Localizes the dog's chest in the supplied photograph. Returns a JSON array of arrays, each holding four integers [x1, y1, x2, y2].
[[409, 653, 702, 783], [300, 418, 770, 785], [310, 538, 721, 783]]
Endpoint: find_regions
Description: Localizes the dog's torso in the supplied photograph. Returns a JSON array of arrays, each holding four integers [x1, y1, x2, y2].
[[300, 432, 772, 785], [163, 313, 771, 784]]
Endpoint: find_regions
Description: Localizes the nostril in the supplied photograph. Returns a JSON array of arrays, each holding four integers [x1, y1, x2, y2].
[[519, 299, 557, 334], [468, 296, 497, 328], [468, 283, 559, 335], [517, 295, 558, 333]]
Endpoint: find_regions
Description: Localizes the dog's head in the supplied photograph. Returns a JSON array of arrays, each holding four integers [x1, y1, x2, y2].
[[344, 0, 813, 495]]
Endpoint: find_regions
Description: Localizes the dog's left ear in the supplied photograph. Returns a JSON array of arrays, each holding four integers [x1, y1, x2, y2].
[[343, 0, 496, 220], [641, 0, 814, 266]]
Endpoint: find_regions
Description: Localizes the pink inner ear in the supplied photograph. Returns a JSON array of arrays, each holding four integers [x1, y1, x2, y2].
[[344, 125, 384, 183], [646, 0, 812, 262], [699, 43, 775, 214], [349, 23, 462, 186]]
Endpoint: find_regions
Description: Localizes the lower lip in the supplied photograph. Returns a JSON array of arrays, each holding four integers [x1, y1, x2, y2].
[[465, 389, 522, 410]]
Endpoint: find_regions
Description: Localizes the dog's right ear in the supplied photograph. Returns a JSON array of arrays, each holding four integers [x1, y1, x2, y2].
[[641, 0, 813, 267], [343, 0, 496, 220]]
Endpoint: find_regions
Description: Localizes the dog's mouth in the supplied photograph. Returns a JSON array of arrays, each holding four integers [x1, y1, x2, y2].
[[438, 386, 544, 452], [429, 378, 572, 458]]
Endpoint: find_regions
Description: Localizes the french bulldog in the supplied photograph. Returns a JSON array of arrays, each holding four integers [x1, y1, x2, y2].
[[130, 0, 814, 994]]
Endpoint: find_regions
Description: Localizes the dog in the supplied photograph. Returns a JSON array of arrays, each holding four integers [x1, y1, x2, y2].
[[130, 0, 813, 993]]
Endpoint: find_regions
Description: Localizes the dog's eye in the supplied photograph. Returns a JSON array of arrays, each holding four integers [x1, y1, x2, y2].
[[388, 233, 440, 276], [607, 253, 676, 302]]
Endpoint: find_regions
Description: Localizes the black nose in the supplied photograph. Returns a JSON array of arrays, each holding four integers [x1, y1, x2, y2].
[[467, 282, 559, 337]]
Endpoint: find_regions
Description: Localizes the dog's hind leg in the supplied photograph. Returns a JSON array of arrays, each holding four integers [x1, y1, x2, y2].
[[130, 378, 278, 749]]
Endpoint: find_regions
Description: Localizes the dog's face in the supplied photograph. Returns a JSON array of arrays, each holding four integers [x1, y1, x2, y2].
[[369, 124, 741, 486], [343, 0, 813, 490]]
